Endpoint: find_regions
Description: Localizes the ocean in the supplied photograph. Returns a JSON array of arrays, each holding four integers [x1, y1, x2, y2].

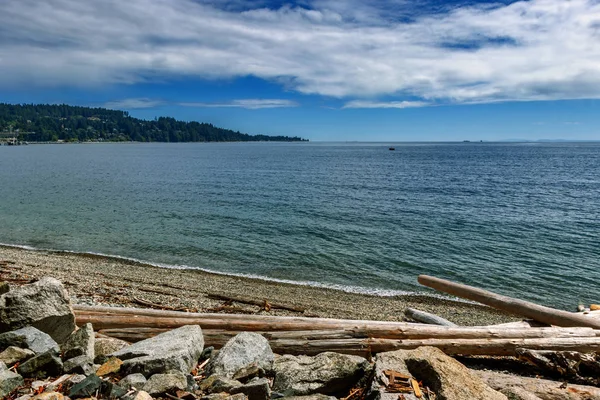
[[0, 142, 598, 310]]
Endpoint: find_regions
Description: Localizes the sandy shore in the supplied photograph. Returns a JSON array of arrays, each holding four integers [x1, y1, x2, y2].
[[0, 245, 515, 325]]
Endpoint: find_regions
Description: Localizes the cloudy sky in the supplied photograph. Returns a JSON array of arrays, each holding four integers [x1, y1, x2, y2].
[[1, 0, 599, 140]]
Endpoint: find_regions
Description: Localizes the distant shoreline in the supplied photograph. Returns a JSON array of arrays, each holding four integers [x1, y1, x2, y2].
[[0, 244, 515, 326]]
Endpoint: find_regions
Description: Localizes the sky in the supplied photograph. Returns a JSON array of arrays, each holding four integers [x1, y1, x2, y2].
[[1, 0, 600, 141]]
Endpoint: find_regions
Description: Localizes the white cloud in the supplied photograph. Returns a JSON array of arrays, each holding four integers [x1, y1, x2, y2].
[[343, 100, 429, 109], [180, 99, 299, 109], [1, 0, 600, 105], [103, 98, 165, 109]]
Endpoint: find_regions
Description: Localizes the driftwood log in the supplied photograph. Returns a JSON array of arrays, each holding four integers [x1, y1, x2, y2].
[[418, 275, 600, 329], [206, 293, 305, 313], [404, 308, 457, 327], [516, 349, 600, 386]]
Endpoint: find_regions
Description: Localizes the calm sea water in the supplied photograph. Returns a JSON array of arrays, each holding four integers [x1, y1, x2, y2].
[[0, 142, 598, 309]]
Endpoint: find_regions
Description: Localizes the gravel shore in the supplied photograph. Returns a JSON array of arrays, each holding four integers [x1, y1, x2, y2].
[[0, 245, 515, 325]]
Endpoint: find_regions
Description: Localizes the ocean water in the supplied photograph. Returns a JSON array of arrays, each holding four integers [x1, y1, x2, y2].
[[0, 142, 598, 310]]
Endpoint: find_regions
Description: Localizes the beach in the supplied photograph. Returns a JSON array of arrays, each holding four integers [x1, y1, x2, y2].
[[0, 245, 514, 325]]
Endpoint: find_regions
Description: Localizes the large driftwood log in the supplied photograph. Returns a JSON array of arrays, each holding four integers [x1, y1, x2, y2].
[[476, 370, 600, 400], [516, 349, 600, 386], [418, 275, 600, 329], [404, 308, 457, 326]]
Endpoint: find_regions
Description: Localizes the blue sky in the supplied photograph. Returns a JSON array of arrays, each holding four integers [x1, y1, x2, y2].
[[1, 0, 599, 141]]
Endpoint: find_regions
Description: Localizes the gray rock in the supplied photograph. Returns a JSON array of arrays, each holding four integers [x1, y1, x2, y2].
[[17, 348, 63, 378], [372, 347, 507, 400], [130, 391, 153, 400], [207, 332, 274, 378], [119, 373, 147, 391], [111, 325, 204, 377], [45, 373, 86, 392], [63, 354, 95, 375], [94, 336, 129, 363], [0, 277, 76, 343], [0, 326, 59, 354], [368, 348, 419, 400], [231, 377, 271, 400], [69, 373, 102, 399], [143, 372, 187, 395], [199, 374, 243, 393], [272, 352, 369, 396], [0, 368, 24, 398], [61, 323, 94, 360], [202, 394, 247, 400], [0, 346, 35, 365]]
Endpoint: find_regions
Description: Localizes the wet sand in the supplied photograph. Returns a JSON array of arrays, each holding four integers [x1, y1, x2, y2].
[[0, 245, 515, 325]]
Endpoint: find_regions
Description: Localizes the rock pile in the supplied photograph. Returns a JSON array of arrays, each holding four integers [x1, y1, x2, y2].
[[2, 276, 574, 400]]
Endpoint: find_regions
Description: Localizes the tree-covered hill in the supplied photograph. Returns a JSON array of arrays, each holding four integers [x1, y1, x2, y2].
[[0, 103, 307, 143]]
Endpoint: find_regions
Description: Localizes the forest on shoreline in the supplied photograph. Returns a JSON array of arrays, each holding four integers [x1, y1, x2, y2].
[[0, 103, 307, 143]]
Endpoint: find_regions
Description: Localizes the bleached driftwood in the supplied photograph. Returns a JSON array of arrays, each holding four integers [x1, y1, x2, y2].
[[418, 275, 600, 329], [404, 308, 457, 326]]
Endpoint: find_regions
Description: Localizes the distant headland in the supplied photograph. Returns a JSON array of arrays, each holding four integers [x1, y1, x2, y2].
[[0, 103, 307, 143]]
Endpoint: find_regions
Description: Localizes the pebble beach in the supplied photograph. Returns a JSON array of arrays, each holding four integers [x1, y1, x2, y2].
[[0, 245, 514, 325]]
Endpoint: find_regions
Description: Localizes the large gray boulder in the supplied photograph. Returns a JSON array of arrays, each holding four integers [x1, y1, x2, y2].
[[207, 332, 274, 378], [111, 325, 204, 377], [61, 323, 94, 360], [0, 277, 76, 343], [273, 352, 369, 396], [371, 347, 507, 400], [0, 326, 59, 354]]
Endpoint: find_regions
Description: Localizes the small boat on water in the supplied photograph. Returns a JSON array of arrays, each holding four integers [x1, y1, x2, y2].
[[389, 147, 395, 151]]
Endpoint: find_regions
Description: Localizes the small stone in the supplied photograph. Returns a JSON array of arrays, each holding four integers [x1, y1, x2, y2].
[[102, 380, 128, 399], [199, 374, 242, 393], [0, 282, 9, 295], [281, 396, 337, 400], [15, 395, 32, 400], [63, 355, 95, 375], [0, 327, 59, 354], [202, 394, 247, 400], [46, 373, 87, 392], [231, 377, 270, 400], [0, 346, 35, 365], [206, 332, 274, 379], [31, 380, 48, 391], [69, 373, 102, 399], [96, 356, 123, 376], [232, 364, 265, 383], [0, 368, 24, 398], [94, 337, 129, 363], [61, 323, 94, 360], [119, 373, 147, 390], [17, 349, 63, 378], [31, 392, 64, 400], [143, 372, 187, 395], [200, 346, 214, 361], [132, 391, 154, 400]]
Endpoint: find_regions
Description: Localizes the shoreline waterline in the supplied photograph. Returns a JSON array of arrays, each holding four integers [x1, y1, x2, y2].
[[0, 243, 515, 326]]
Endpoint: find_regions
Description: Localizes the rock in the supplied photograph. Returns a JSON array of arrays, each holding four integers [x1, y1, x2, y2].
[[403, 347, 507, 400], [119, 373, 147, 390], [111, 325, 204, 377], [281, 396, 337, 400], [61, 323, 94, 360], [96, 356, 123, 376], [15, 395, 33, 400], [202, 394, 247, 400], [272, 352, 369, 396], [199, 374, 243, 393], [0, 282, 9, 295], [0, 367, 24, 398], [368, 348, 418, 400], [233, 363, 265, 383], [0, 326, 59, 354], [200, 346, 214, 361], [131, 391, 153, 400], [0, 346, 35, 365], [46, 373, 86, 392], [207, 332, 274, 378], [63, 354, 95, 375], [143, 372, 187, 395], [499, 387, 543, 400], [231, 377, 271, 400], [31, 392, 64, 400], [102, 380, 128, 399], [17, 349, 63, 378], [69, 374, 102, 399], [0, 277, 76, 343], [94, 336, 129, 363]]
